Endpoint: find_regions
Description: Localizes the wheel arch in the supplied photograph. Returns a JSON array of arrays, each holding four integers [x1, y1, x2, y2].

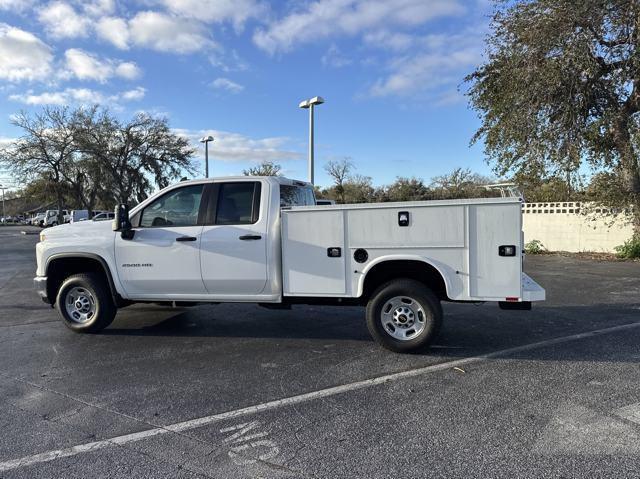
[[358, 256, 451, 301], [45, 253, 123, 305]]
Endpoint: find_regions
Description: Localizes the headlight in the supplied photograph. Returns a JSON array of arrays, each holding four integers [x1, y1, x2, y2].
[[39, 232, 46, 242]]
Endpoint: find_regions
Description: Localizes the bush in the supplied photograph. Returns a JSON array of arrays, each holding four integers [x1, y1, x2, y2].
[[615, 235, 640, 259], [525, 239, 546, 254]]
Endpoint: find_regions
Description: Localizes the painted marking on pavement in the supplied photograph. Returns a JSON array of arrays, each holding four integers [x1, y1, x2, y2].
[[615, 402, 640, 425], [221, 421, 279, 466], [1, 321, 640, 473]]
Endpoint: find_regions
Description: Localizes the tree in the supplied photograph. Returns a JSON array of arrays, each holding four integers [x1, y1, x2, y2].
[[324, 158, 353, 203], [514, 170, 582, 202], [243, 160, 282, 176], [342, 174, 377, 203], [585, 170, 630, 205], [1, 108, 78, 224], [1, 106, 196, 213], [75, 110, 195, 205], [430, 167, 492, 199], [384, 177, 431, 202], [466, 0, 640, 232]]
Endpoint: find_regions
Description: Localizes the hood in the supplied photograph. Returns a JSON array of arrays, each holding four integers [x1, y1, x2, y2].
[[43, 219, 114, 239]]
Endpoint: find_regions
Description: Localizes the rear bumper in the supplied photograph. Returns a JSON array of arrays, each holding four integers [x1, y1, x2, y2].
[[522, 273, 545, 302], [34, 276, 48, 302]]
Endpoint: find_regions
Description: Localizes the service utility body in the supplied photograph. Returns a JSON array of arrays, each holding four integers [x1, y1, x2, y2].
[[34, 176, 545, 352]]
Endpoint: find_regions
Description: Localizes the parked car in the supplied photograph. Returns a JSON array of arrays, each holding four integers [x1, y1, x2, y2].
[[34, 176, 545, 353], [92, 211, 115, 221], [30, 213, 46, 226], [315, 199, 336, 205], [70, 210, 89, 223]]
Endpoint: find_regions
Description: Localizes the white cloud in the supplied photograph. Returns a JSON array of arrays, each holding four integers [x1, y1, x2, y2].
[[115, 62, 141, 80], [0, 0, 34, 11], [321, 44, 351, 68], [211, 77, 244, 93], [9, 90, 70, 105], [368, 31, 483, 98], [64, 48, 112, 82], [38, 1, 90, 39], [253, 0, 465, 54], [63, 49, 141, 82], [0, 24, 53, 82], [129, 11, 213, 54], [96, 16, 130, 49], [162, 0, 266, 30], [120, 86, 145, 101], [174, 128, 303, 163], [9, 86, 147, 105], [363, 30, 414, 51], [209, 49, 249, 72], [82, 0, 115, 17]]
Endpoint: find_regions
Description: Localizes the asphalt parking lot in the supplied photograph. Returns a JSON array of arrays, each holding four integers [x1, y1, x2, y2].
[[1, 225, 639, 478]]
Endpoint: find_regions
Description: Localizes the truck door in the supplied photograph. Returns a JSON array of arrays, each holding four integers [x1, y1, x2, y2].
[[199, 181, 268, 296], [114, 183, 208, 297]]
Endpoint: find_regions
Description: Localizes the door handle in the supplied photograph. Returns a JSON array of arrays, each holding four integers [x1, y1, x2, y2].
[[239, 234, 262, 240], [176, 236, 197, 242]]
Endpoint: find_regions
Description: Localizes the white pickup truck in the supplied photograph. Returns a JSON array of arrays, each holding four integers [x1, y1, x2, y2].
[[34, 176, 544, 352], [43, 209, 71, 227]]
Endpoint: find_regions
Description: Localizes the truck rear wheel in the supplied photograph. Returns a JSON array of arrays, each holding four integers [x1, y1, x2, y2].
[[56, 273, 116, 333], [366, 279, 442, 353]]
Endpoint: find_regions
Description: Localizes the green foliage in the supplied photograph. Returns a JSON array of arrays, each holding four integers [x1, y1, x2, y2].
[[319, 165, 502, 204], [243, 160, 282, 176], [429, 167, 494, 199], [322, 158, 379, 204], [466, 0, 640, 232], [517, 173, 582, 202], [0, 106, 195, 212], [614, 235, 640, 259], [383, 177, 431, 202], [525, 239, 546, 254], [584, 170, 630, 206]]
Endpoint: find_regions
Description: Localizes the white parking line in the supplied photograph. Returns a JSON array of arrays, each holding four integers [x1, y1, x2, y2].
[[2, 321, 640, 473]]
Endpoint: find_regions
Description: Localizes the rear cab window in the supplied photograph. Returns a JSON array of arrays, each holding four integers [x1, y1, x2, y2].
[[280, 184, 316, 207]]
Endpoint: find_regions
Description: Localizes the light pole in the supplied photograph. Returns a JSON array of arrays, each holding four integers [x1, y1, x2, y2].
[[200, 135, 214, 178], [299, 96, 324, 185], [0, 184, 5, 221]]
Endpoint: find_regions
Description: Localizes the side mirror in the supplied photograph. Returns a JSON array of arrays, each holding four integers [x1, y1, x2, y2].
[[113, 204, 135, 240]]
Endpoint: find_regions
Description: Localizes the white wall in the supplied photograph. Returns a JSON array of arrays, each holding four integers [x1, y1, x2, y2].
[[522, 202, 634, 253]]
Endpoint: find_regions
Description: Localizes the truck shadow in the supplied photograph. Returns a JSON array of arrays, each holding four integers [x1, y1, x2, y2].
[[100, 302, 640, 361]]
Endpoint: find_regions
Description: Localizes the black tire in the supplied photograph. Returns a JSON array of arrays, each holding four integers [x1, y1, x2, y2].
[[366, 279, 442, 353], [56, 273, 117, 333]]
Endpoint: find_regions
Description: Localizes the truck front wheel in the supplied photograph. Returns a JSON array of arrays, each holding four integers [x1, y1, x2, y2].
[[56, 273, 116, 333], [366, 279, 442, 353]]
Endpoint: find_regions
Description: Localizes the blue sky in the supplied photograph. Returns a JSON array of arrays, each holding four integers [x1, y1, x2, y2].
[[0, 0, 494, 189]]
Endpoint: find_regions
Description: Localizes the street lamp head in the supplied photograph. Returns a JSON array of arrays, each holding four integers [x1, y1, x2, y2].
[[299, 96, 324, 109], [199, 135, 214, 143]]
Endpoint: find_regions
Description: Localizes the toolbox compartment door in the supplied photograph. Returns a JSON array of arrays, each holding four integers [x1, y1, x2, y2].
[[282, 209, 346, 295], [468, 203, 522, 299]]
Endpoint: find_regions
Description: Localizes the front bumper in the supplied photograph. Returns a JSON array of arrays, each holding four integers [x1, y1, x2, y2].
[[34, 276, 48, 302]]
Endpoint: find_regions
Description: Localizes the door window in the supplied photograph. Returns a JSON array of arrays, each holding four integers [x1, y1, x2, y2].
[[215, 182, 261, 225], [140, 184, 204, 227]]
